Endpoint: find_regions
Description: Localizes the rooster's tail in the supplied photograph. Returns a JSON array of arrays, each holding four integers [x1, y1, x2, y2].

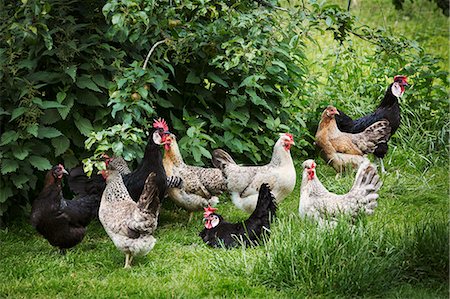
[[212, 149, 236, 170]]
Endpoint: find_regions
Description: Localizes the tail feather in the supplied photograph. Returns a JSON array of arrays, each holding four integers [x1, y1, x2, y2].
[[212, 149, 236, 170], [359, 120, 392, 151], [137, 173, 161, 215], [249, 183, 277, 221], [351, 162, 382, 214]]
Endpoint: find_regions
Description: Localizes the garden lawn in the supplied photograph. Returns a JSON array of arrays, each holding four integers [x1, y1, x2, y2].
[[0, 145, 448, 298]]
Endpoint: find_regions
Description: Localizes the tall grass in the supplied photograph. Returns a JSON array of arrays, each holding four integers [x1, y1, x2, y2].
[[208, 213, 449, 297]]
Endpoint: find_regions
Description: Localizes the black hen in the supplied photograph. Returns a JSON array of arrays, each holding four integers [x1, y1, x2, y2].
[[68, 118, 172, 202], [199, 183, 276, 248], [335, 76, 408, 168], [30, 164, 99, 251]]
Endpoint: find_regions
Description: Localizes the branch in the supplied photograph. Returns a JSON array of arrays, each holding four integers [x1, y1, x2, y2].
[[143, 39, 168, 70]]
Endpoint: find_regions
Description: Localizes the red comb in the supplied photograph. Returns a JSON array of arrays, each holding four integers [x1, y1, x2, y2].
[[285, 133, 294, 142], [311, 161, 316, 169], [203, 205, 218, 218], [394, 75, 408, 83], [153, 118, 169, 132]]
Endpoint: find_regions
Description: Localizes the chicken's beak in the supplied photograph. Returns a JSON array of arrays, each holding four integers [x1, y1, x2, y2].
[[335, 110, 340, 116], [62, 169, 69, 175]]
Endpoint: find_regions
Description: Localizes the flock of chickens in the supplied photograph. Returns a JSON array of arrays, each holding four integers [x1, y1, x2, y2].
[[30, 76, 408, 267]]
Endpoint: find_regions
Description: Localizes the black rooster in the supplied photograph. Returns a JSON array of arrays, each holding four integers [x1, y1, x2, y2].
[[68, 118, 177, 202], [30, 164, 99, 252], [335, 75, 408, 172], [199, 183, 277, 248]]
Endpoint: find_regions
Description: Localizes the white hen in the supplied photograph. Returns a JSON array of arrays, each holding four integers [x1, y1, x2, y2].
[[299, 159, 381, 226], [212, 133, 296, 213]]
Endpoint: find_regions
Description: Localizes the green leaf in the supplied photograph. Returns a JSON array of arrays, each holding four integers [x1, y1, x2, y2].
[[239, 75, 265, 88], [112, 141, 124, 155], [153, 75, 166, 92], [37, 126, 62, 139], [57, 95, 74, 120], [74, 116, 94, 136], [65, 65, 77, 82], [11, 174, 29, 189], [10, 107, 27, 122], [75, 90, 103, 106], [0, 131, 19, 146], [51, 135, 70, 156], [27, 124, 39, 137], [199, 146, 212, 159], [137, 87, 148, 99], [246, 89, 270, 110], [92, 74, 109, 89], [192, 146, 201, 162], [207, 72, 229, 87], [0, 186, 13, 203], [13, 147, 29, 160], [186, 71, 201, 84], [76, 75, 102, 92], [186, 127, 195, 138], [39, 101, 66, 109], [56, 91, 67, 103], [1, 159, 19, 175], [272, 60, 288, 72], [29, 155, 52, 171]]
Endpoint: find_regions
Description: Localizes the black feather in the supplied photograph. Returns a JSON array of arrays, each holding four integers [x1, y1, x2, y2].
[[31, 168, 99, 250], [199, 183, 276, 248], [335, 82, 400, 158]]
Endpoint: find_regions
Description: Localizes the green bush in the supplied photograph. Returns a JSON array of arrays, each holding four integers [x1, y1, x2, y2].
[[0, 0, 447, 222]]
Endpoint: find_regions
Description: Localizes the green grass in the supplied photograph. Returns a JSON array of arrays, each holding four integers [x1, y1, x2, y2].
[[1, 0, 448, 297], [0, 149, 448, 298]]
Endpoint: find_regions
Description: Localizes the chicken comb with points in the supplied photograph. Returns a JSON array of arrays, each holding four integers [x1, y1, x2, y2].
[[393, 75, 408, 83], [203, 205, 218, 218], [285, 133, 294, 142], [153, 118, 169, 132]]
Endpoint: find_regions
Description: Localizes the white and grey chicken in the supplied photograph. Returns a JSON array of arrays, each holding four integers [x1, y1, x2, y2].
[[99, 169, 161, 268], [299, 159, 381, 226], [163, 133, 226, 221], [212, 133, 296, 213]]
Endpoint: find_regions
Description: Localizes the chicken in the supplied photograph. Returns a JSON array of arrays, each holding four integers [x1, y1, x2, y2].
[[68, 118, 172, 202], [335, 75, 408, 172], [299, 159, 381, 227], [30, 164, 99, 252], [199, 183, 276, 248], [99, 169, 161, 268], [163, 133, 226, 221], [212, 133, 296, 213], [315, 106, 391, 173]]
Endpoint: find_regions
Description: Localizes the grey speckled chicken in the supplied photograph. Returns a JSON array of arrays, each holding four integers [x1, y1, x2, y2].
[[299, 160, 381, 227], [163, 133, 226, 221], [99, 169, 161, 268]]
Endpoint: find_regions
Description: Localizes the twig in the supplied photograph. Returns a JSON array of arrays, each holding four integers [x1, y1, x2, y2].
[[143, 39, 167, 70]]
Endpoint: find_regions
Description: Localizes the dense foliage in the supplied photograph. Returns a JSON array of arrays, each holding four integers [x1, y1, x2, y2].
[[0, 0, 448, 221]]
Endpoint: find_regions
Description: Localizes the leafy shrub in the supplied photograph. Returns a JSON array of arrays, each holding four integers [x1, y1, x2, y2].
[[0, 0, 447, 222], [0, 0, 119, 218]]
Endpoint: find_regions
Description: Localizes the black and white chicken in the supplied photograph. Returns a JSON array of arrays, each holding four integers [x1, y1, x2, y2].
[[199, 183, 276, 248]]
